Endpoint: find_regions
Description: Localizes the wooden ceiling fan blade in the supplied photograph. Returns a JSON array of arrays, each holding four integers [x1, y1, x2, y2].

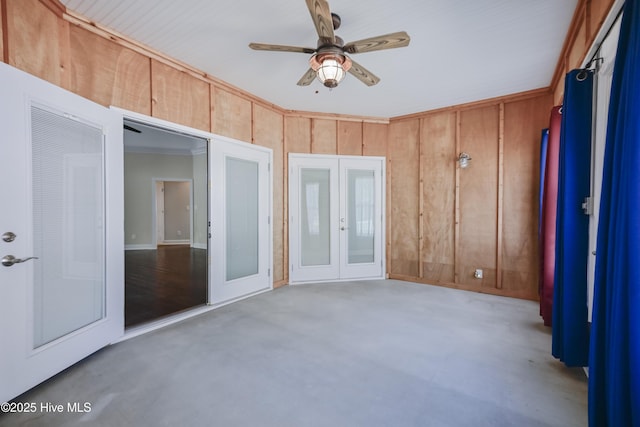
[[297, 68, 317, 86], [348, 60, 380, 86], [249, 43, 316, 54], [305, 0, 335, 45], [343, 31, 410, 54]]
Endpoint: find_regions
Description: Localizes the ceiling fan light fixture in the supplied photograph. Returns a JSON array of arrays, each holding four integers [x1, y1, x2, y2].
[[310, 53, 352, 88], [317, 58, 345, 88]]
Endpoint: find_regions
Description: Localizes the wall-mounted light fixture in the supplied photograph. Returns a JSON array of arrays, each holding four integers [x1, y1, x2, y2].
[[457, 152, 472, 169]]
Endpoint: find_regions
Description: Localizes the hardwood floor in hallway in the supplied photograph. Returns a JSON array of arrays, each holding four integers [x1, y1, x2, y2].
[[125, 245, 207, 327]]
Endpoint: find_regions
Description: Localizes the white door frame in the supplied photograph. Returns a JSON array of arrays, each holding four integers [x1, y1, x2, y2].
[[289, 154, 386, 284], [155, 180, 166, 244], [152, 178, 194, 247], [116, 108, 273, 308]]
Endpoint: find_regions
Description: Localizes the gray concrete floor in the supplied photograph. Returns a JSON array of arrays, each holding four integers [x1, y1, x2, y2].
[[0, 280, 587, 427]]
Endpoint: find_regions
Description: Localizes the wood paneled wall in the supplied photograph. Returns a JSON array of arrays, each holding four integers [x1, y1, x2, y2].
[[5, 0, 67, 87], [389, 120, 421, 278], [152, 60, 211, 131], [388, 93, 552, 299], [69, 26, 151, 114], [253, 105, 285, 282], [1, 1, 6, 63], [551, 0, 617, 104], [2, 0, 601, 299]]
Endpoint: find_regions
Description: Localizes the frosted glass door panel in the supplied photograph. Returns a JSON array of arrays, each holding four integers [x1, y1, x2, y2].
[[300, 169, 331, 266], [338, 157, 384, 280], [31, 106, 106, 348], [225, 157, 259, 281], [347, 170, 375, 264], [210, 137, 271, 305], [289, 156, 339, 282]]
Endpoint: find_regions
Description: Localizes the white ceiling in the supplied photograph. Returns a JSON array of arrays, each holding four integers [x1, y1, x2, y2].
[[61, 0, 578, 119]]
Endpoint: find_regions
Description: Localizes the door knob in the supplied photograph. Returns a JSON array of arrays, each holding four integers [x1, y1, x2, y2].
[[2, 255, 38, 267], [2, 232, 16, 243]]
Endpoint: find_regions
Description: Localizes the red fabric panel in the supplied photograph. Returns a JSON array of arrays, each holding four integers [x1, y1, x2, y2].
[[540, 106, 562, 326]]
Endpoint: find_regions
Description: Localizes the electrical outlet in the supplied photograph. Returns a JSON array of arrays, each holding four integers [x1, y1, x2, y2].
[[131, 234, 136, 240], [474, 269, 483, 279]]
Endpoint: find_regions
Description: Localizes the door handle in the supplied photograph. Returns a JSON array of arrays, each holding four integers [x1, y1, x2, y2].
[[2, 255, 39, 267], [2, 232, 16, 243]]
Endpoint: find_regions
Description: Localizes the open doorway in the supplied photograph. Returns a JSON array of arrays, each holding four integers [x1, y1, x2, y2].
[[154, 179, 193, 246], [123, 119, 208, 327]]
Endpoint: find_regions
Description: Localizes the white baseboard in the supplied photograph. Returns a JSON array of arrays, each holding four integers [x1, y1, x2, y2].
[[158, 240, 190, 245], [125, 244, 155, 251], [125, 242, 204, 250]]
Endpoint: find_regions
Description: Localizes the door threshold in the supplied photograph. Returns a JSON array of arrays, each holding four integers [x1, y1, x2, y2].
[[289, 275, 386, 285], [116, 287, 273, 343], [118, 305, 215, 343]]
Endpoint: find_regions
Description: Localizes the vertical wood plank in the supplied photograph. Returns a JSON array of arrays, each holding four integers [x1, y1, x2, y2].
[[337, 121, 363, 155], [151, 59, 210, 131], [458, 105, 500, 288], [421, 111, 456, 284], [496, 103, 505, 289], [285, 116, 312, 154], [57, 18, 70, 90], [69, 26, 151, 114], [554, 73, 565, 105], [38, 0, 65, 18], [418, 120, 425, 279], [281, 115, 289, 284], [389, 119, 420, 277], [363, 122, 390, 276], [363, 123, 388, 157], [589, 0, 616, 42], [1, 0, 6, 63], [6, 0, 64, 85], [503, 94, 553, 297], [253, 104, 285, 284], [211, 86, 252, 142], [454, 111, 461, 283], [568, 18, 587, 69], [311, 119, 337, 154]]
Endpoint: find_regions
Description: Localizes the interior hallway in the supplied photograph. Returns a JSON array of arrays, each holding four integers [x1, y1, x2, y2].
[[3, 280, 587, 427]]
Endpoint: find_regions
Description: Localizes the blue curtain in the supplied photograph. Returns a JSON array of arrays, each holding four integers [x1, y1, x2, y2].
[[539, 128, 549, 316], [589, 0, 640, 424], [539, 129, 549, 233], [551, 69, 592, 367]]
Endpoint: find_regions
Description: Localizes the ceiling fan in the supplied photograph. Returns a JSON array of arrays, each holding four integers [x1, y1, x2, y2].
[[249, 0, 410, 88]]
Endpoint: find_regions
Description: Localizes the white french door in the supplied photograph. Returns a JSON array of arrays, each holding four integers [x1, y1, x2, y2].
[[0, 63, 124, 402], [289, 157, 340, 282], [210, 137, 272, 304], [289, 155, 385, 283]]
